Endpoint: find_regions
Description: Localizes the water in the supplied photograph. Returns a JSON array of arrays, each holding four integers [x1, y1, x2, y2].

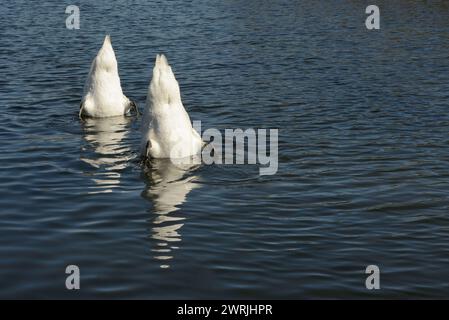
[[1, 0, 449, 298]]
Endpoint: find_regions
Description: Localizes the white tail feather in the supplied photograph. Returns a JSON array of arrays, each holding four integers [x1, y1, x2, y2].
[[150, 54, 182, 106]]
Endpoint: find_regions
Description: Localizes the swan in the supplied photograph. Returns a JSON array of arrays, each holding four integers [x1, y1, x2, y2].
[[80, 35, 137, 118], [141, 54, 203, 159]]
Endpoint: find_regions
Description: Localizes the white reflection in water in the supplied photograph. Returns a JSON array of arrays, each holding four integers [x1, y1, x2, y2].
[[80, 116, 133, 194], [142, 158, 201, 268]]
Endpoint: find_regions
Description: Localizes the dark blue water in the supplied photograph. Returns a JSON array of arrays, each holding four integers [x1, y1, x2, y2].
[[1, 0, 449, 298]]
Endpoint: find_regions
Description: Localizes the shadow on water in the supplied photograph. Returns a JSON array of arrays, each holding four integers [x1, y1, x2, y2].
[[141, 158, 202, 269], [80, 116, 134, 194]]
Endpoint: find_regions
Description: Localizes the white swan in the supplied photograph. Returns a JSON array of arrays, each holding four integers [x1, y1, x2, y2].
[[141, 54, 203, 159], [80, 35, 136, 118]]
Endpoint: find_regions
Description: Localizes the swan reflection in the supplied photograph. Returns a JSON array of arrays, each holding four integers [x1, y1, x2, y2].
[[142, 158, 201, 268], [80, 116, 133, 194]]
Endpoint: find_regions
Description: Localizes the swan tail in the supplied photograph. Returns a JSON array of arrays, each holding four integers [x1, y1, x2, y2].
[[150, 54, 182, 105], [100, 35, 113, 52]]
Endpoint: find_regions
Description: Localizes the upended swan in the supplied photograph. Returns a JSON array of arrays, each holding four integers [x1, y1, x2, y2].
[[141, 54, 203, 159], [80, 35, 137, 118]]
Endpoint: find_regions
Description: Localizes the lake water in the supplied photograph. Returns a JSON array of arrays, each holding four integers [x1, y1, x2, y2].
[[1, 0, 449, 298]]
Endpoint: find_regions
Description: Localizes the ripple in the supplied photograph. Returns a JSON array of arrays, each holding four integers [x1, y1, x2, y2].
[[1, 0, 449, 299]]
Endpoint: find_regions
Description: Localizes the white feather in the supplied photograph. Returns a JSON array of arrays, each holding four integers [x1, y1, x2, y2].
[[141, 54, 203, 159], [81, 35, 130, 118]]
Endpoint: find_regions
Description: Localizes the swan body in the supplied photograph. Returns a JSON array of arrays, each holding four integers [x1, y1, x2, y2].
[[80, 35, 135, 118], [141, 54, 203, 159]]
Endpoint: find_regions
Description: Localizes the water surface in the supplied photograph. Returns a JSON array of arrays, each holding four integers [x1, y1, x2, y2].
[[1, 1, 449, 298]]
